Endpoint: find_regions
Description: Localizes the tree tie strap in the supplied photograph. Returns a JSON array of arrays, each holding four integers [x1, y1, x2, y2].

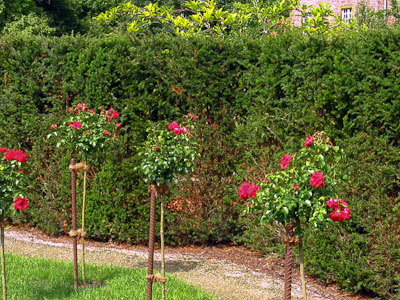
[[284, 236, 300, 246], [146, 274, 168, 283], [69, 162, 90, 171], [69, 229, 87, 239]]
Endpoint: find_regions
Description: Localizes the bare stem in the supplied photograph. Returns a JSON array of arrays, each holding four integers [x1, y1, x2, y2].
[[70, 158, 79, 289], [0, 226, 7, 300], [296, 218, 307, 300]]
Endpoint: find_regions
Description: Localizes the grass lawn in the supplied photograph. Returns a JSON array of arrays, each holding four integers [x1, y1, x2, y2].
[[1, 253, 217, 300]]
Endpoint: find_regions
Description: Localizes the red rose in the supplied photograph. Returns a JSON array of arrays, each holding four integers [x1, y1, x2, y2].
[[68, 107, 74, 113], [68, 122, 73, 127], [238, 182, 251, 200], [309, 171, 324, 187], [72, 121, 82, 129], [13, 197, 29, 211], [343, 207, 351, 220], [76, 103, 83, 111], [5, 149, 28, 163], [88, 109, 95, 114], [112, 111, 119, 119], [238, 181, 260, 200], [182, 126, 188, 134], [0, 147, 7, 153], [280, 154, 292, 170], [82, 104, 88, 111], [103, 130, 110, 136], [327, 198, 339, 210], [173, 127, 182, 135], [329, 211, 345, 222], [168, 121, 179, 131], [50, 124, 57, 129], [304, 136, 314, 147], [116, 123, 122, 130], [293, 184, 300, 191], [153, 146, 160, 150]]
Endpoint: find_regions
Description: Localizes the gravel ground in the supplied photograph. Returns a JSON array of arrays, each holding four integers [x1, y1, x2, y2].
[[3, 228, 369, 300]]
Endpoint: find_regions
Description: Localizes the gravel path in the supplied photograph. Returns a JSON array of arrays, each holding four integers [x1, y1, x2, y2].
[[4, 228, 367, 300]]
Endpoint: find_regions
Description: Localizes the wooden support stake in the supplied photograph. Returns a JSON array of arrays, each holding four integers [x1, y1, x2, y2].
[[146, 184, 156, 300], [70, 158, 79, 289]]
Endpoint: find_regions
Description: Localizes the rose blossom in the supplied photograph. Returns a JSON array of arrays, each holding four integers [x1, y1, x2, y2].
[[116, 123, 122, 130], [5, 149, 28, 163], [304, 135, 314, 147], [309, 171, 324, 188], [13, 197, 29, 211], [238, 181, 260, 200], [339, 199, 349, 207], [76, 103, 83, 110], [329, 211, 346, 222], [293, 184, 300, 191], [103, 130, 110, 136], [173, 127, 182, 135], [0, 147, 7, 153], [182, 126, 188, 134], [88, 109, 95, 114], [280, 154, 292, 170], [168, 121, 179, 131], [327, 198, 340, 210], [50, 124, 57, 129], [72, 121, 82, 130]]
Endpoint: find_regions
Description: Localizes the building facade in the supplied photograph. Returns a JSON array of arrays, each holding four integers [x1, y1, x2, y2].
[[292, 0, 391, 26]]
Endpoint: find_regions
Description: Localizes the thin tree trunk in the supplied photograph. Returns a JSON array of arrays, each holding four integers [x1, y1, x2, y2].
[[296, 218, 307, 300], [70, 158, 79, 289], [81, 167, 87, 286], [147, 184, 156, 300], [0, 226, 7, 300], [284, 223, 294, 300], [161, 200, 166, 300]]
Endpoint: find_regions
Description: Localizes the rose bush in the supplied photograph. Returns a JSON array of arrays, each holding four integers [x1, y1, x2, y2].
[[47, 103, 121, 156], [0, 148, 29, 215], [137, 120, 198, 185], [247, 132, 350, 230]]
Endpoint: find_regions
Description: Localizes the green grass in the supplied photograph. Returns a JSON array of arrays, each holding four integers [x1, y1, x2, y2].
[[1, 253, 217, 300]]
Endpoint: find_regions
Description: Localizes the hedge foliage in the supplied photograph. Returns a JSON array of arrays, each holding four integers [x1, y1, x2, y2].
[[1, 28, 400, 298]]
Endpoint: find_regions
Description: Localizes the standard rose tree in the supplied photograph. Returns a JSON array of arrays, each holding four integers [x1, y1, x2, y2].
[[242, 133, 350, 300], [47, 103, 121, 288], [137, 120, 198, 300], [0, 148, 29, 300]]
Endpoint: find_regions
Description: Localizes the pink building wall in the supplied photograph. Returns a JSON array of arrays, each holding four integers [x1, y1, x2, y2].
[[292, 0, 391, 26]]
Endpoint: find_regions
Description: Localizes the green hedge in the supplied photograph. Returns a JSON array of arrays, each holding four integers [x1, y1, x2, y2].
[[1, 29, 400, 298]]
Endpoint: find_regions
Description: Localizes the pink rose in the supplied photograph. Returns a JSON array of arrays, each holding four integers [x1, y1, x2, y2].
[[103, 130, 110, 136], [309, 171, 324, 188], [116, 123, 122, 130], [293, 184, 300, 191], [88, 109, 95, 114], [76, 103, 83, 111], [343, 207, 351, 220], [168, 121, 179, 131], [13, 197, 29, 211], [304, 136, 314, 147], [329, 211, 345, 222], [173, 127, 182, 135], [182, 126, 188, 134], [0, 147, 7, 153], [82, 104, 88, 111], [248, 183, 261, 198], [68, 107, 74, 113], [327, 198, 339, 210], [280, 154, 292, 169], [50, 124, 57, 129], [72, 121, 82, 129], [68, 122, 73, 127]]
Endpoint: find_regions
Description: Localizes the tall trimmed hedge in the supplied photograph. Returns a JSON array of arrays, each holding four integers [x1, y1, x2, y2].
[[1, 29, 400, 298]]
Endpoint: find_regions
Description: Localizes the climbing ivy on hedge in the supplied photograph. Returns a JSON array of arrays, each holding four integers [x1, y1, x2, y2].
[[1, 28, 400, 298]]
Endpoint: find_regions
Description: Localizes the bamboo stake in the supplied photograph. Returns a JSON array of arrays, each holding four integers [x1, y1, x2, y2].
[[0, 226, 7, 300], [160, 199, 166, 300], [147, 184, 156, 300], [70, 158, 79, 289], [81, 167, 87, 286]]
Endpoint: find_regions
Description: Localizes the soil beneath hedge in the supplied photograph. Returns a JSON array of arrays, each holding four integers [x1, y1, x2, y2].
[[4, 226, 370, 300]]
